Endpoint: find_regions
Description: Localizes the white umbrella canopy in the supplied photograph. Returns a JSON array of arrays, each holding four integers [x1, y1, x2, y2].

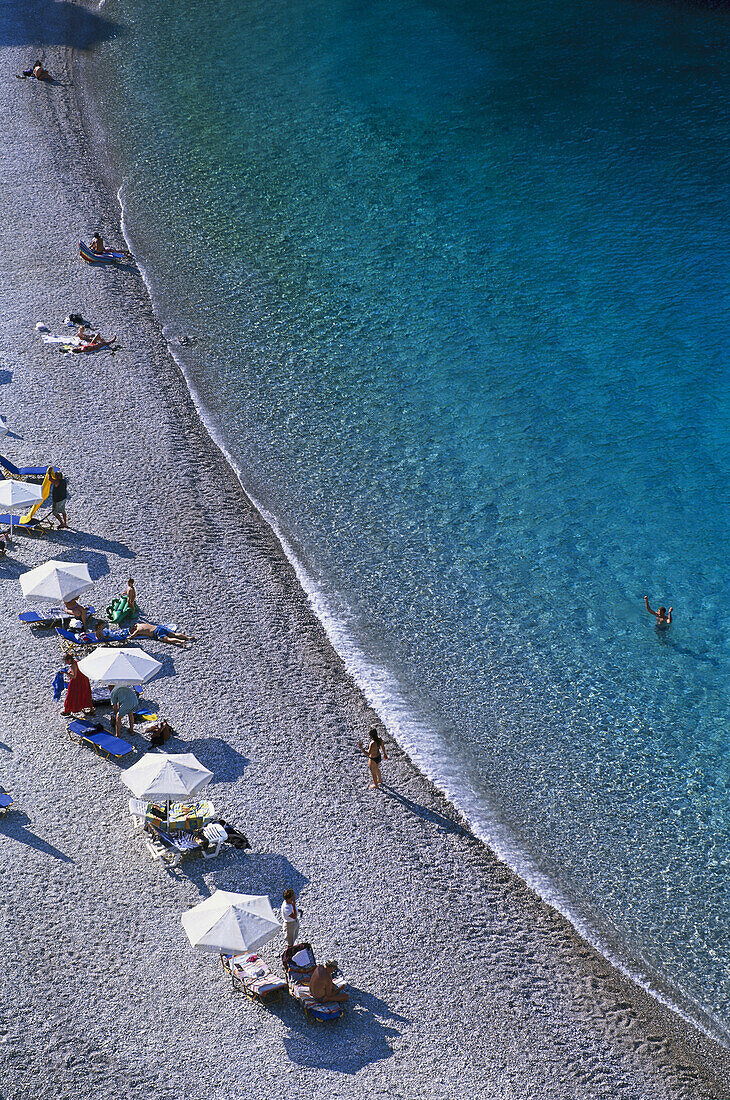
[[120, 752, 213, 800], [0, 480, 42, 508], [77, 646, 162, 686], [181, 890, 280, 955], [20, 559, 92, 603]]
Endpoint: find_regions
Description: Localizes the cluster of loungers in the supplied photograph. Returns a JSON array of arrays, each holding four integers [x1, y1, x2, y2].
[[8, 566, 348, 1023]]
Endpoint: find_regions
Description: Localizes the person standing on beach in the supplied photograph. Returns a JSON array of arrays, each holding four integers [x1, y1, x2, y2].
[[358, 727, 388, 790], [644, 595, 672, 630], [111, 683, 139, 737], [49, 468, 68, 528], [281, 889, 300, 947], [62, 654, 94, 716]]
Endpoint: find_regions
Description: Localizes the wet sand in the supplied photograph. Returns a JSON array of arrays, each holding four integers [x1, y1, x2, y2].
[[0, 3, 728, 1098]]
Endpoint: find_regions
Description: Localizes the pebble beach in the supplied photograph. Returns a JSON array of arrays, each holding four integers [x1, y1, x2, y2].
[[0, 2, 729, 1098]]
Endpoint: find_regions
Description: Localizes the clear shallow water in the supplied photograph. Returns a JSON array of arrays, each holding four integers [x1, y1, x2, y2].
[[89, 0, 730, 1040]]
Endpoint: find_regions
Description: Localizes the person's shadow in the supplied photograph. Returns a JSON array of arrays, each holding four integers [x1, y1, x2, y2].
[[281, 986, 408, 1072], [0, 811, 74, 862], [381, 786, 469, 837]]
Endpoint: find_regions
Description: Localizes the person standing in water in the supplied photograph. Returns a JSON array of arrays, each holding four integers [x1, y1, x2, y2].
[[644, 595, 672, 630], [358, 727, 388, 790]]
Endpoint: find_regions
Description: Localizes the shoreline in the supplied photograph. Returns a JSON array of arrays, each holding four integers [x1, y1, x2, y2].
[[0, 2, 728, 1097]]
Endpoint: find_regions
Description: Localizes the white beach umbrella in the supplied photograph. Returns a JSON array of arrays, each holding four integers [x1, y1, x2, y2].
[[0, 480, 39, 509], [0, 480, 42, 531], [181, 890, 280, 955], [20, 559, 92, 603], [76, 646, 162, 686], [120, 752, 213, 800]]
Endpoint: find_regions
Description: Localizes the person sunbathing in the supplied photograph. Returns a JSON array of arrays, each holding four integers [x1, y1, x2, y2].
[[64, 597, 89, 628], [71, 326, 116, 353], [90, 233, 105, 253], [308, 963, 349, 1004], [128, 622, 196, 647], [33, 61, 51, 81]]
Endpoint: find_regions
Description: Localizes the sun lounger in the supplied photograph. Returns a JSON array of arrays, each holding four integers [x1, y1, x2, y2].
[[0, 788, 14, 817], [67, 719, 134, 760], [220, 952, 287, 1002], [0, 455, 50, 478], [281, 943, 347, 1023], [0, 513, 46, 535], [23, 606, 95, 626], [56, 626, 130, 645]]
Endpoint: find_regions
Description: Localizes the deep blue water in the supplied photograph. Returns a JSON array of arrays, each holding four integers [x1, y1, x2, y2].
[[89, 0, 730, 1041]]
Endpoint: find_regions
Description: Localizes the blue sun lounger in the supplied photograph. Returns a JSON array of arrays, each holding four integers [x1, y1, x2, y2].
[[67, 720, 134, 760], [0, 788, 14, 817], [0, 455, 50, 477], [0, 513, 46, 534], [56, 626, 129, 645]]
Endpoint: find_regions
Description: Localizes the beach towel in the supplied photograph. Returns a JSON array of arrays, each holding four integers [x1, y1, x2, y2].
[[35, 323, 83, 352], [20, 466, 52, 525], [52, 670, 66, 701]]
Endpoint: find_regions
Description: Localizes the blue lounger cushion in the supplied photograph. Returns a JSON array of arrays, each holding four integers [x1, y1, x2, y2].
[[56, 626, 129, 644], [0, 513, 43, 529], [0, 455, 49, 477], [0, 792, 13, 809]]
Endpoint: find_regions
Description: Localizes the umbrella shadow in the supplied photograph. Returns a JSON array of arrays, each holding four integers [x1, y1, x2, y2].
[[0, 740, 12, 751], [0, 811, 74, 862], [380, 786, 469, 837], [183, 850, 309, 902], [0, 556, 27, 578], [281, 988, 405, 1073], [183, 737, 250, 783], [0, 369, 12, 385]]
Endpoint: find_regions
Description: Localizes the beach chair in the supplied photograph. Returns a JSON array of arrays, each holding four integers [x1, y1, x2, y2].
[[79, 240, 128, 264], [128, 798, 148, 829], [0, 455, 50, 478], [281, 943, 347, 1023], [67, 719, 134, 760], [144, 825, 199, 866], [200, 822, 228, 859], [220, 952, 287, 1003], [0, 787, 14, 817]]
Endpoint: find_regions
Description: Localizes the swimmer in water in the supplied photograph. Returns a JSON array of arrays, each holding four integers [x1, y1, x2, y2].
[[644, 595, 672, 630]]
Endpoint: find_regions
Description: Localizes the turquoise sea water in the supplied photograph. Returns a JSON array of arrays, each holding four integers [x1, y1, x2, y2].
[[89, 0, 730, 1040]]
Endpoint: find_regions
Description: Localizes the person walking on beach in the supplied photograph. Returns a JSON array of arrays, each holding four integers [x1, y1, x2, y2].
[[49, 468, 68, 529], [111, 683, 139, 738], [358, 727, 388, 790], [644, 595, 672, 631], [281, 889, 300, 947], [62, 654, 94, 716]]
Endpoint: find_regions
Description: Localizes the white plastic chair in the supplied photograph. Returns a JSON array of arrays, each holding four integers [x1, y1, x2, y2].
[[201, 822, 228, 859], [128, 798, 148, 829]]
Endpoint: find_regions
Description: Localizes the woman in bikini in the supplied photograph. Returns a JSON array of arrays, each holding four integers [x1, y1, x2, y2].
[[358, 727, 388, 790]]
